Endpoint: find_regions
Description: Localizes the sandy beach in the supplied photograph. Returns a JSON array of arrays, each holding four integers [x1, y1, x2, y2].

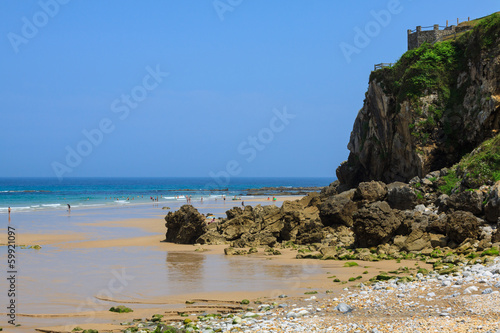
[[3, 195, 499, 332], [0, 195, 432, 332]]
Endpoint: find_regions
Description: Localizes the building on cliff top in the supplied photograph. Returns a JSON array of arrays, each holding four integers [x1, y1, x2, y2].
[[407, 19, 474, 50]]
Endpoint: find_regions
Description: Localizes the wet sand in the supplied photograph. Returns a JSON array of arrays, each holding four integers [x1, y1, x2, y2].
[[0, 195, 427, 332]]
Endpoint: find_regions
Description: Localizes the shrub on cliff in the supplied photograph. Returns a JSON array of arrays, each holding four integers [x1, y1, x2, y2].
[[456, 133, 500, 188]]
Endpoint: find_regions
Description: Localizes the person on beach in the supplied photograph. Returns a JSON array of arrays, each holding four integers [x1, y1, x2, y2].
[[242, 201, 244, 206], [67, 204, 71, 212], [8, 207, 11, 215]]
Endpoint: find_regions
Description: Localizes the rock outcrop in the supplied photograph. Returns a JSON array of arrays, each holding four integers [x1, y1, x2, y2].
[[353, 201, 400, 248], [386, 182, 417, 210], [319, 189, 357, 227], [485, 181, 500, 223], [164, 205, 207, 244], [163, 14, 500, 258], [164, 172, 500, 257], [446, 211, 481, 245]]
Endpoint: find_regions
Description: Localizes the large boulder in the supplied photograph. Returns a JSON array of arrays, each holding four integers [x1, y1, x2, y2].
[[218, 205, 273, 241], [226, 206, 244, 219], [322, 225, 356, 248], [402, 229, 431, 252], [297, 192, 323, 208], [280, 200, 321, 242], [319, 189, 357, 227], [427, 214, 448, 235], [232, 231, 278, 248], [386, 182, 417, 210], [196, 230, 227, 245], [215, 204, 285, 244], [218, 213, 255, 240], [491, 228, 500, 243], [447, 190, 484, 215], [165, 205, 207, 244], [446, 211, 481, 245], [485, 181, 500, 223], [254, 204, 284, 234], [320, 180, 340, 198], [353, 201, 401, 247], [354, 181, 387, 202]]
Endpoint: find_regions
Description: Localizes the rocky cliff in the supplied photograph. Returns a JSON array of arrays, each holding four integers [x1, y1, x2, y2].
[[337, 13, 500, 189], [163, 13, 500, 264]]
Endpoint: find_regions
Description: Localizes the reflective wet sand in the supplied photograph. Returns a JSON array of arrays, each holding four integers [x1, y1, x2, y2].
[[0, 197, 428, 332]]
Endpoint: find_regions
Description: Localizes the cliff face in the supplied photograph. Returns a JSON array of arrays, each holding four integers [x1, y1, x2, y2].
[[337, 13, 500, 189]]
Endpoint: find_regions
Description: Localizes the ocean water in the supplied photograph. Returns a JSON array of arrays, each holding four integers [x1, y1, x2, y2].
[[0, 177, 333, 214]]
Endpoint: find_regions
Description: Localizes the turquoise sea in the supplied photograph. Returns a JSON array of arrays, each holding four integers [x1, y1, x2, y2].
[[0, 177, 333, 326], [0, 177, 333, 214]]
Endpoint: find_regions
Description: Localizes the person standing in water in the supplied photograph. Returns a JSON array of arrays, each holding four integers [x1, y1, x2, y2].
[[67, 204, 71, 213], [8, 207, 11, 215]]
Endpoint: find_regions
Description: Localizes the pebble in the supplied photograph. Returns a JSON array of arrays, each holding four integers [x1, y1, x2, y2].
[[334, 302, 353, 313], [125, 257, 500, 333]]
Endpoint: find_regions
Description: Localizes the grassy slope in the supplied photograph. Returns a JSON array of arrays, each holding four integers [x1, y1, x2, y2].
[[439, 133, 500, 194]]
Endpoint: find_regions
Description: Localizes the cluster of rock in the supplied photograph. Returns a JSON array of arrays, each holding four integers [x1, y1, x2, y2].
[[164, 173, 500, 256]]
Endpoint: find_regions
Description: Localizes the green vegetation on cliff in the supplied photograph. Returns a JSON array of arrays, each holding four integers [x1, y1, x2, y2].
[[370, 12, 500, 172], [436, 133, 500, 194], [371, 13, 499, 106], [455, 133, 500, 188], [371, 40, 461, 105], [337, 12, 500, 188]]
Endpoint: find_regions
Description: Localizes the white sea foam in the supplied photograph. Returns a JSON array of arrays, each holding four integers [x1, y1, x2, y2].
[[11, 206, 32, 211], [42, 204, 62, 207]]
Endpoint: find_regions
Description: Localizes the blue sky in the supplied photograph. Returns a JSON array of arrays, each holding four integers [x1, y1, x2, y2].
[[0, 1, 497, 178]]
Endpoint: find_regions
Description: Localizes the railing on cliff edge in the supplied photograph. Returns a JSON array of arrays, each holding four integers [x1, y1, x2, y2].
[[374, 63, 394, 71]]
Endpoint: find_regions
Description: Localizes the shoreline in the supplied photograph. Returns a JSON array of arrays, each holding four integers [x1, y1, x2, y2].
[[4, 194, 498, 332], [0, 194, 303, 216], [0, 195, 433, 332]]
